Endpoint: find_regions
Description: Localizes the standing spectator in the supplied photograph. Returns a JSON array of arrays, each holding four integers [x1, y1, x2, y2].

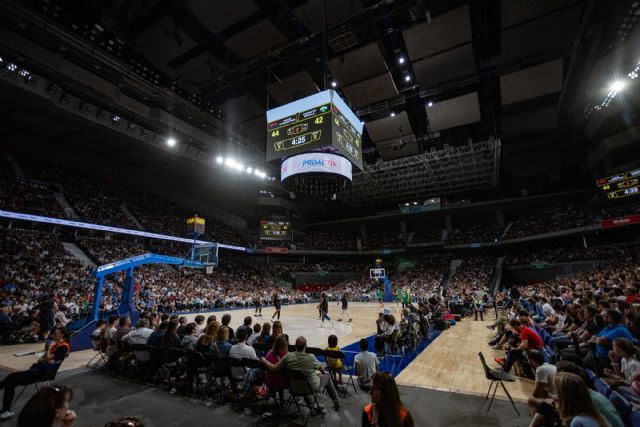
[[555, 372, 608, 427], [354, 339, 379, 391], [16, 384, 75, 427], [362, 372, 414, 427]]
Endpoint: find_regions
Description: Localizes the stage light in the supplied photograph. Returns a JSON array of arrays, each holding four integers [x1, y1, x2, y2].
[[427, 101, 433, 107], [398, 56, 405, 64], [225, 158, 234, 167], [390, 112, 396, 117], [254, 169, 261, 176], [413, 201, 418, 205], [216, 156, 223, 164], [404, 203, 409, 206], [404, 74, 411, 82], [331, 81, 337, 87], [246, 167, 253, 173], [610, 80, 626, 92], [167, 138, 176, 147]]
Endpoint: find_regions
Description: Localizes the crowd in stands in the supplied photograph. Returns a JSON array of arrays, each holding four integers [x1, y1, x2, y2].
[[363, 231, 404, 249], [447, 256, 494, 292], [447, 222, 504, 245], [505, 246, 628, 266], [0, 176, 67, 219], [409, 227, 443, 244], [488, 244, 640, 426], [506, 204, 594, 239], [302, 231, 358, 250]]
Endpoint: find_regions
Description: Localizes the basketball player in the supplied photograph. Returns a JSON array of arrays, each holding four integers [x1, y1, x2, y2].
[[319, 293, 333, 327], [377, 287, 384, 308], [271, 292, 281, 320], [337, 292, 352, 322], [254, 296, 262, 317]]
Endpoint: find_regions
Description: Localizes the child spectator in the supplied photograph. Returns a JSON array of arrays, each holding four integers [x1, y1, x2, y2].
[[326, 334, 343, 385]]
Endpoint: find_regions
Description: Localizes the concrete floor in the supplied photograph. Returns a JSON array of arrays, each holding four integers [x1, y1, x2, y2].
[[0, 366, 530, 427]]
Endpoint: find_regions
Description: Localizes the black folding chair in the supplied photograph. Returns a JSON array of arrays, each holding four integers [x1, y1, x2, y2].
[[284, 370, 324, 426], [478, 352, 520, 416], [14, 357, 66, 404], [324, 349, 358, 397], [86, 335, 108, 369]]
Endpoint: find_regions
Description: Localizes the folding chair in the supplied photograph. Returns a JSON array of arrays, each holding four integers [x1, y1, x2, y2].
[[324, 349, 358, 397], [14, 358, 65, 404], [203, 353, 230, 400], [284, 370, 324, 426], [86, 335, 108, 369], [478, 352, 520, 416]]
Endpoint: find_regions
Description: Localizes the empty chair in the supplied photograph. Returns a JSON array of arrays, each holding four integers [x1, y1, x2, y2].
[[478, 352, 520, 416]]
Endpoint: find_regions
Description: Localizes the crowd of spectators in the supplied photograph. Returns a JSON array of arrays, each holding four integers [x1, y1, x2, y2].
[[302, 231, 358, 250], [447, 222, 505, 245], [409, 227, 443, 244], [363, 231, 405, 249], [447, 256, 494, 292], [506, 204, 594, 239], [0, 176, 66, 219], [489, 245, 640, 426]]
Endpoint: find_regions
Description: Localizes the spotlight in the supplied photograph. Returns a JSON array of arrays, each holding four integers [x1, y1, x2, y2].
[[111, 115, 120, 123], [216, 156, 223, 164], [404, 203, 409, 206], [404, 74, 411, 82], [254, 169, 261, 176], [331, 81, 337, 87], [610, 80, 626, 92], [390, 112, 396, 117], [167, 138, 176, 147], [246, 167, 253, 173], [413, 202, 418, 205], [398, 56, 405, 64], [427, 101, 433, 107]]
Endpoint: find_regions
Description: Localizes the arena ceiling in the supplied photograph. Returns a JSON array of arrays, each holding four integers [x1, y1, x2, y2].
[[0, 0, 639, 217]]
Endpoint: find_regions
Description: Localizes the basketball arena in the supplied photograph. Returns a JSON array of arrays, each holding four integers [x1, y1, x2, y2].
[[0, 1, 640, 426]]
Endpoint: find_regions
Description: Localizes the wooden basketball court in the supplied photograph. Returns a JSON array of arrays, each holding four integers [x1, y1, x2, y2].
[[0, 302, 532, 403]]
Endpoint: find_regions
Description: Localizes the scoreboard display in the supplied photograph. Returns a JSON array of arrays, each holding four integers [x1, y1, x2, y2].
[[266, 90, 363, 170], [596, 167, 640, 202], [260, 220, 291, 240]]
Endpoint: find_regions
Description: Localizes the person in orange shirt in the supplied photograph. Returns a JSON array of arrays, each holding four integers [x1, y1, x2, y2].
[[362, 372, 414, 427]]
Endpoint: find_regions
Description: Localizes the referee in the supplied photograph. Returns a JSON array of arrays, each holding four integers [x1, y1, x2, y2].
[[337, 292, 353, 322]]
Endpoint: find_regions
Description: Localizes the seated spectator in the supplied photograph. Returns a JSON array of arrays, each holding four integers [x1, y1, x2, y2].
[[603, 337, 640, 402], [556, 361, 624, 427], [354, 339, 379, 391], [221, 314, 234, 340], [104, 416, 146, 427], [104, 315, 119, 357], [265, 335, 289, 406], [214, 326, 232, 356], [91, 320, 106, 348], [176, 316, 188, 335], [272, 320, 284, 339], [16, 384, 75, 427], [525, 350, 557, 427], [180, 323, 198, 351], [147, 321, 168, 347], [237, 316, 252, 339], [194, 315, 205, 335], [246, 323, 262, 347], [554, 372, 609, 427], [229, 328, 260, 394], [122, 318, 153, 346], [161, 320, 181, 356], [114, 316, 132, 355], [0, 327, 71, 420], [257, 322, 271, 345], [54, 306, 71, 327], [261, 336, 341, 411], [196, 321, 219, 353], [325, 334, 343, 385], [499, 318, 543, 378], [585, 309, 633, 376], [362, 371, 414, 427]]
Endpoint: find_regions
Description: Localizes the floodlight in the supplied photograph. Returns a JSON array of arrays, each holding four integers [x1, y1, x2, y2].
[[427, 101, 433, 107], [404, 74, 411, 82], [246, 167, 253, 173], [331, 81, 337, 87], [216, 156, 223, 164], [167, 138, 176, 147], [390, 112, 396, 117], [398, 56, 405, 64], [610, 80, 626, 92]]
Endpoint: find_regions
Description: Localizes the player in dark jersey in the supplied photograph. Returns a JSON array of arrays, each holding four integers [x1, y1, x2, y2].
[[337, 292, 352, 322], [254, 296, 262, 317], [271, 292, 281, 320]]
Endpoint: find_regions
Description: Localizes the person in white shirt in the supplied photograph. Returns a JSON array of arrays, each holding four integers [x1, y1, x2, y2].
[[526, 350, 557, 427], [122, 318, 154, 362], [194, 315, 206, 336], [229, 328, 260, 394], [354, 339, 379, 391], [604, 337, 640, 392]]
